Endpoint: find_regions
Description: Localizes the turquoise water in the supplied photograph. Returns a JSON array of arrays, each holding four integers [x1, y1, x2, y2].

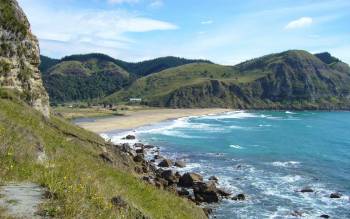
[[106, 111, 350, 218]]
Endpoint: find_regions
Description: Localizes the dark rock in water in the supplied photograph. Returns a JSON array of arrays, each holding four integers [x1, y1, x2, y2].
[[330, 192, 342, 198], [144, 144, 155, 149], [154, 154, 164, 160], [125, 135, 136, 140], [193, 181, 220, 203], [209, 176, 219, 182], [291, 210, 303, 217], [217, 188, 231, 197], [111, 196, 127, 208], [136, 148, 144, 154], [133, 154, 144, 162], [158, 159, 173, 167], [134, 143, 144, 148], [300, 187, 314, 193], [203, 207, 213, 217], [320, 214, 330, 218], [177, 188, 190, 196], [232, 193, 245, 201], [178, 173, 203, 187], [150, 159, 156, 163], [174, 160, 186, 168]]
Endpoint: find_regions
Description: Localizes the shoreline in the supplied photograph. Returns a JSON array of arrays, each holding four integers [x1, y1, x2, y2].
[[76, 108, 230, 133]]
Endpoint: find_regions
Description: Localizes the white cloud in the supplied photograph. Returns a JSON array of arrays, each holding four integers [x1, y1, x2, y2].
[[108, 0, 139, 4], [115, 17, 176, 32], [149, 0, 163, 8], [201, 20, 213, 25], [285, 17, 313, 29], [18, 0, 177, 58]]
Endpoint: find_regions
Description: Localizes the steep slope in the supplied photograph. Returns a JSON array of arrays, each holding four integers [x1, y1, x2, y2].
[[0, 0, 49, 116], [315, 52, 350, 74], [43, 54, 132, 103], [0, 89, 207, 219], [107, 50, 350, 109]]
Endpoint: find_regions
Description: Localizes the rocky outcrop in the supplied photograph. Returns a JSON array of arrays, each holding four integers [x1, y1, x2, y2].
[[0, 0, 49, 117]]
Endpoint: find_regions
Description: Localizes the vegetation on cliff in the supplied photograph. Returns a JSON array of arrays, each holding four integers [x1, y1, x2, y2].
[[0, 0, 50, 116], [106, 50, 350, 109], [0, 89, 207, 219]]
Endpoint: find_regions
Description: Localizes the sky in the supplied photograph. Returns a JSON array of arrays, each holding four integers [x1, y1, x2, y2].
[[18, 0, 350, 65]]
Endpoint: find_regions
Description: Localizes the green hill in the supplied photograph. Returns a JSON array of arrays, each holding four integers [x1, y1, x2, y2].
[[42, 54, 132, 104], [40, 54, 210, 103], [106, 50, 350, 109], [39, 55, 59, 74]]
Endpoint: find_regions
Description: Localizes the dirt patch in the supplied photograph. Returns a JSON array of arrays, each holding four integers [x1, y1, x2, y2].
[[0, 183, 45, 218]]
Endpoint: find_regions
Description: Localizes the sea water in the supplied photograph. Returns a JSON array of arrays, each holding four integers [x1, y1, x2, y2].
[[103, 111, 350, 218]]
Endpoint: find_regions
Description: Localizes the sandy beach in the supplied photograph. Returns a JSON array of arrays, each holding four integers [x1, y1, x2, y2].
[[77, 108, 230, 133]]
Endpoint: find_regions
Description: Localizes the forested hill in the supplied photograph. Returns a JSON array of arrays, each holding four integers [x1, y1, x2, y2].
[[40, 54, 210, 103]]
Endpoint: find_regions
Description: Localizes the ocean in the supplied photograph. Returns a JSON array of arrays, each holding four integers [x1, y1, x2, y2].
[[102, 111, 350, 218]]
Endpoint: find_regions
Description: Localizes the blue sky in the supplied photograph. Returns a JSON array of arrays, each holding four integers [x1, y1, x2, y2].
[[18, 0, 350, 64]]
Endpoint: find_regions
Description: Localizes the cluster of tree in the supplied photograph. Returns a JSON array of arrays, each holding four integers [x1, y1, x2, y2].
[[43, 70, 131, 104]]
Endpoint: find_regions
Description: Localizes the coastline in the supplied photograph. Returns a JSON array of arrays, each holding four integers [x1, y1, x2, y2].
[[76, 108, 230, 133]]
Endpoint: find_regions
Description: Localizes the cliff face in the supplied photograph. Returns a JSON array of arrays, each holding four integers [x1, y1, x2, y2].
[[0, 0, 49, 117]]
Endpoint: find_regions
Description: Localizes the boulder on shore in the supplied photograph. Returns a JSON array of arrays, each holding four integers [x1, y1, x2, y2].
[[133, 154, 144, 162], [161, 170, 179, 184], [174, 160, 186, 168], [177, 188, 190, 196], [158, 159, 173, 167], [217, 188, 231, 197], [193, 181, 220, 203], [209, 176, 219, 182], [178, 173, 203, 187], [136, 148, 144, 154]]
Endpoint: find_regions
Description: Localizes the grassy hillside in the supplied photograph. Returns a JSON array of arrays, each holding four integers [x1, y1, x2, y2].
[[40, 54, 210, 103], [106, 50, 350, 109], [105, 63, 236, 103], [0, 89, 207, 219]]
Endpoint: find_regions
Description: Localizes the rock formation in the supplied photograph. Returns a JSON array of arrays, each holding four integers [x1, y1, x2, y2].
[[0, 0, 50, 117]]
